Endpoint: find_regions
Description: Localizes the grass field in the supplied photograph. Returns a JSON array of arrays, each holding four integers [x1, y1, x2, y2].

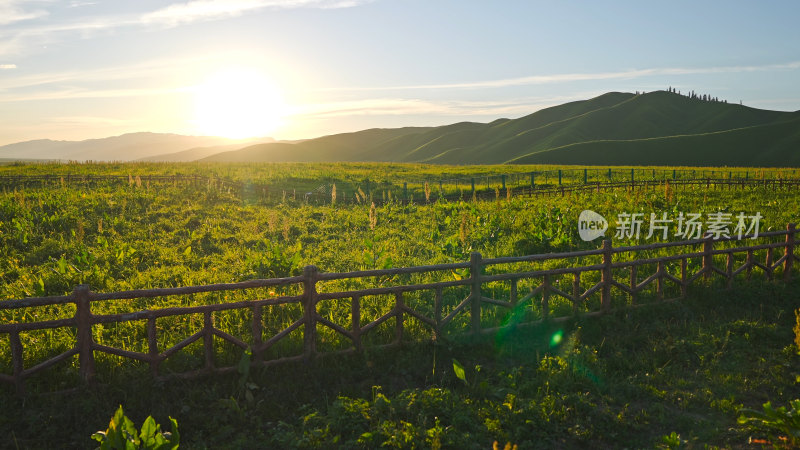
[[1, 162, 799, 448]]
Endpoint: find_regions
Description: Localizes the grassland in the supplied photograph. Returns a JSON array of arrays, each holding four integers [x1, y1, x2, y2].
[[1, 162, 799, 448]]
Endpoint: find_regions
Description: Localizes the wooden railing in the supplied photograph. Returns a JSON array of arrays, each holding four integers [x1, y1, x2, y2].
[[292, 177, 800, 205], [0, 174, 240, 194], [1, 224, 797, 394], [4, 173, 800, 206]]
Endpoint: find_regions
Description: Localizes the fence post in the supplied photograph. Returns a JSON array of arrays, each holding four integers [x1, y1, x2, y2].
[[501, 175, 506, 190], [252, 305, 264, 364], [784, 223, 795, 282], [74, 284, 96, 384], [10, 330, 24, 394], [558, 170, 562, 185], [352, 296, 362, 351], [703, 234, 714, 282], [303, 265, 319, 362], [147, 316, 159, 376], [583, 169, 588, 184], [394, 291, 405, 344], [530, 172, 535, 189], [601, 240, 612, 312], [470, 252, 483, 334], [203, 311, 214, 370]]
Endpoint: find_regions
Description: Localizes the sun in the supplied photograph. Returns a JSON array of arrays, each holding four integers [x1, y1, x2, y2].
[[193, 68, 285, 139]]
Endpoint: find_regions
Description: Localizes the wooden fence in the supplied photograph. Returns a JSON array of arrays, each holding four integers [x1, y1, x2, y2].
[[297, 177, 800, 206], [0, 174, 239, 194], [0, 224, 797, 394], [4, 173, 800, 206]]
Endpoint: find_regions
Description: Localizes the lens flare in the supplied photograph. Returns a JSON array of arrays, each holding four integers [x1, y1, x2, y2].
[[550, 330, 564, 347]]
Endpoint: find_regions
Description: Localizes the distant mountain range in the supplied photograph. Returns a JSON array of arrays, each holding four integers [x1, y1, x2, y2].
[[3, 91, 799, 166], [0, 133, 274, 162]]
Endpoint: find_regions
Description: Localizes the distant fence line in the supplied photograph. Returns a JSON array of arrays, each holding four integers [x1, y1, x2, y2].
[[0, 174, 237, 192], [3, 169, 800, 205], [1, 224, 797, 394], [301, 168, 800, 205], [0, 169, 800, 205], [309, 177, 800, 206]]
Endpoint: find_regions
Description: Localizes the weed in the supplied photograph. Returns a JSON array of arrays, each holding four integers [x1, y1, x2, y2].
[[91, 405, 179, 450], [738, 400, 800, 447]]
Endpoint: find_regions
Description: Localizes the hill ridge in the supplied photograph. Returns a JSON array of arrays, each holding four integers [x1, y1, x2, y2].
[[200, 91, 798, 166], [5, 91, 797, 165]]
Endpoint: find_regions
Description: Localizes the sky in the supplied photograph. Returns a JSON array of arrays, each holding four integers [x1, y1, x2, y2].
[[1, 0, 799, 146]]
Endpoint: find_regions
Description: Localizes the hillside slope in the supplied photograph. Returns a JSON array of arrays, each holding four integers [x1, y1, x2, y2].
[[202, 127, 433, 162], [203, 91, 799, 166], [509, 114, 800, 166]]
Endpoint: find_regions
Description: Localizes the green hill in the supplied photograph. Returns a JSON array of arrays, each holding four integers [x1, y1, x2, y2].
[[200, 91, 800, 166], [202, 127, 432, 162], [509, 115, 800, 166]]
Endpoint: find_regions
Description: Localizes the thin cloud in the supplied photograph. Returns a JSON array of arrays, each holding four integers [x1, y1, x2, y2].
[[291, 95, 589, 120], [323, 62, 800, 92], [141, 0, 373, 27], [47, 115, 133, 126], [0, 1, 49, 26], [0, 0, 373, 56], [0, 86, 192, 103], [0, 13, 141, 58], [0, 55, 217, 90], [0, 64, 17, 69]]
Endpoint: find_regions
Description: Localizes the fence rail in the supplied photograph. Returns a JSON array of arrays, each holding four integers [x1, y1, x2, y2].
[[1, 223, 797, 394]]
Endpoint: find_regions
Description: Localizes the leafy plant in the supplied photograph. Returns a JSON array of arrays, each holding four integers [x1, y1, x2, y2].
[[237, 347, 259, 403], [658, 431, 686, 449], [452, 358, 467, 385], [91, 405, 179, 450], [738, 400, 800, 447], [362, 238, 393, 270]]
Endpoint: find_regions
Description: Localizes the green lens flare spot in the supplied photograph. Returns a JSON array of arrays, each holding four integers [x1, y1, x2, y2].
[[550, 330, 564, 347]]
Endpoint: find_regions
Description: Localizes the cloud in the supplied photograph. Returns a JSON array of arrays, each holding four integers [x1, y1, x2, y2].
[[0, 1, 49, 25], [290, 95, 590, 120], [0, 54, 216, 90], [0, 0, 374, 56], [0, 64, 17, 69], [323, 62, 800, 92], [141, 0, 373, 27], [46, 115, 133, 126], [0, 86, 192, 103]]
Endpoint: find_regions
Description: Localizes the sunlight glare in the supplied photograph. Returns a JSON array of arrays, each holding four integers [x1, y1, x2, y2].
[[194, 68, 285, 139]]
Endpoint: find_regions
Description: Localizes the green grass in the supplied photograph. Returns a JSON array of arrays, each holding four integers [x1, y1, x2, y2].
[[1, 162, 800, 447], [2, 279, 797, 448]]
